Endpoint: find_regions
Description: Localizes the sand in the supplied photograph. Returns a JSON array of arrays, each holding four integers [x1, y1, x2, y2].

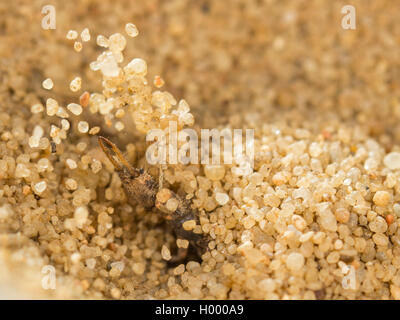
[[1, 0, 400, 300]]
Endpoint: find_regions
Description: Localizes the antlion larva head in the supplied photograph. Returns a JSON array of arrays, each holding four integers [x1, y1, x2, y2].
[[98, 136, 158, 209]]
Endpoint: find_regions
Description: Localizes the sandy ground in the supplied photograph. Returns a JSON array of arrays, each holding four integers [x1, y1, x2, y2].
[[1, 0, 400, 299]]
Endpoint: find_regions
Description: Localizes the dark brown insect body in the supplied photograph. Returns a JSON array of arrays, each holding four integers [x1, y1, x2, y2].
[[98, 136, 208, 260]]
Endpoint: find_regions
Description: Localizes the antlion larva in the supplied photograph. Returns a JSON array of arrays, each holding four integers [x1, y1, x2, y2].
[[98, 136, 208, 260]]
